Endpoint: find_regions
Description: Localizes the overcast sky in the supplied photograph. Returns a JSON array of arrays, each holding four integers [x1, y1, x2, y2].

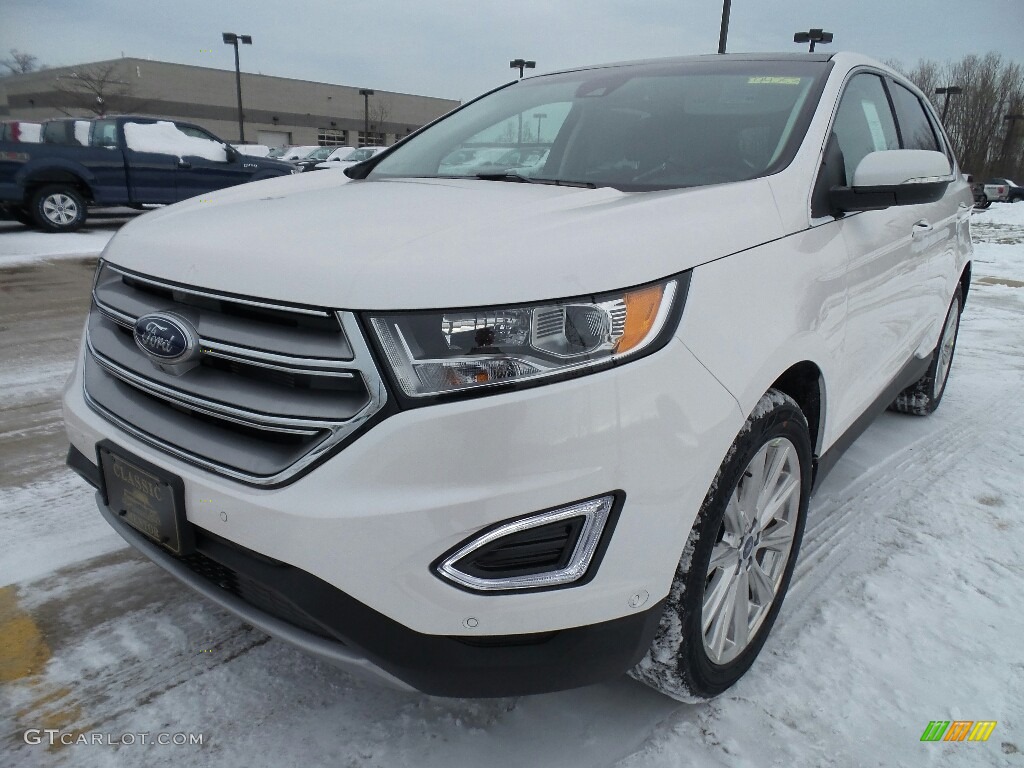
[[2, 0, 1022, 101]]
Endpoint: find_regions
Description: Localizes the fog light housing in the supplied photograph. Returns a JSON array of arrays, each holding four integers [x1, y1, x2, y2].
[[434, 494, 620, 592]]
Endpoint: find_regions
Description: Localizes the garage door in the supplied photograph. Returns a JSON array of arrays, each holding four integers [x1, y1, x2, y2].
[[257, 130, 291, 148]]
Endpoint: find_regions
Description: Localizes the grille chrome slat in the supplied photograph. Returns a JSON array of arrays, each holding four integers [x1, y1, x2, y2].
[[94, 264, 354, 361], [84, 261, 388, 486], [88, 343, 326, 436]]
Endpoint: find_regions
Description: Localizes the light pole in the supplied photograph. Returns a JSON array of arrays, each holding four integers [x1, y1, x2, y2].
[[793, 28, 833, 53], [222, 32, 252, 142], [509, 59, 535, 145], [359, 88, 374, 146], [509, 58, 535, 79], [935, 86, 962, 123], [718, 0, 732, 54], [533, 113, 546, 142]]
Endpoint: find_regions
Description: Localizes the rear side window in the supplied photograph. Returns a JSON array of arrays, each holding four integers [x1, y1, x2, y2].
[[832, 74, 899, 184], [888, 82, 941, 152]]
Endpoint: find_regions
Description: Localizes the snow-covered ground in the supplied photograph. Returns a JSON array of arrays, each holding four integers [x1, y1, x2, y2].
[[1, 204, 1022, 767], [0, 218, 128, 267]]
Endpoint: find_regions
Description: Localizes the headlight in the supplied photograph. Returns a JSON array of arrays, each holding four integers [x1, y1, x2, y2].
[[367, 274, 688, 399]]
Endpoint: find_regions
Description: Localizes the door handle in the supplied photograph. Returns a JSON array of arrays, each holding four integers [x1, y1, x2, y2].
[[912, 219, 932, 236], [177, 158, 192, 169]]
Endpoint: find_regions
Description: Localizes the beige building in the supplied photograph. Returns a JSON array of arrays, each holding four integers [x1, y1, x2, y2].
[[0, 57, 461, 148]]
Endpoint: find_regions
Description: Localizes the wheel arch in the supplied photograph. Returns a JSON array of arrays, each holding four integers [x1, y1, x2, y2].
[[768, 361, 825, 458], [23, 169, 95, 203], [958, 261, 971, 309]]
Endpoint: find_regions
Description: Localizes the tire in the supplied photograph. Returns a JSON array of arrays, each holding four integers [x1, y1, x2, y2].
[[630, 389, 812, 701], [30, 185, 87, 233], [890, 287, 962, 416]]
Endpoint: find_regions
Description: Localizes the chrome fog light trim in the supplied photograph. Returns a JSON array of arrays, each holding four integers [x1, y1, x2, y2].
[[436, 495, 617, 592]]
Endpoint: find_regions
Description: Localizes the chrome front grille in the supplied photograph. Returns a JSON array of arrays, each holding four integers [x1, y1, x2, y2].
[[84, 261, 387, 486]]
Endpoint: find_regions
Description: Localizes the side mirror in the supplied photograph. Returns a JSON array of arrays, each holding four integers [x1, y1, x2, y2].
[[224, 146, 239, 163], [829, 149, 953, 212]]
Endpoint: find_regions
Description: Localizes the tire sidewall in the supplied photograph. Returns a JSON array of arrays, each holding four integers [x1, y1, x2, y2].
[[678, 399, 812, 696], [31, 186, 86, 232], [929, 287, 962, 404]]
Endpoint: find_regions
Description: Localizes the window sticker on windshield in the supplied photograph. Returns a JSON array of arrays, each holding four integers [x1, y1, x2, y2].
[[861, 100, 889, 151], [747, 77, 802, 85]]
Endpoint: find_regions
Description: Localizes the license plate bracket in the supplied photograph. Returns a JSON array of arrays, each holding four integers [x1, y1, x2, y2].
[[97, 441, 193, 555]]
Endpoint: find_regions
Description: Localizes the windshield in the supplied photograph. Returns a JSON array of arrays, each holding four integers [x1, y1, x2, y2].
[[344, 148, 378, 162], [305, 147, 333, 160], [267, 148, 287, 158], [370, 60, 829, 191]]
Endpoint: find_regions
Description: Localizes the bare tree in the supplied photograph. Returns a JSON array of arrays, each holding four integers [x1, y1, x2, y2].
[[889, 52, 1024, 180], [367, 97, 392, 142], [0, 48, 43, 75], [53, 61, 147, 117]]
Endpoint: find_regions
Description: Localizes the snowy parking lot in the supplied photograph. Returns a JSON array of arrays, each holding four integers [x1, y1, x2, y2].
[[1, 206, 1022, 767]]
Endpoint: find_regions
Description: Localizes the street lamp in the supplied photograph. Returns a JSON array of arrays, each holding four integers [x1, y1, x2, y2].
[[359, 89, 374, 146], [793, 28, 833, 53], [222, 32, 252, 142], [533, 113, 547, 142], [718, 0, 732, 54], [509, 58, 535, 79], [935, 86, 962, 123]]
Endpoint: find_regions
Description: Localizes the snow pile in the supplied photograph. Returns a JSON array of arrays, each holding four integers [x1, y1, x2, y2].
[[124, 121, 228, 162], [73, 120, 91, 147]]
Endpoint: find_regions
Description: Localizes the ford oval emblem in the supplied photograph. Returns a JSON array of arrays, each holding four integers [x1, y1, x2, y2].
[[133, 313, 195, 362]]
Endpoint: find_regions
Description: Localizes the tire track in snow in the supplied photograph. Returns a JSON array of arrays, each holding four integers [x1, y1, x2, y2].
[[784, 373, 1023, 634]]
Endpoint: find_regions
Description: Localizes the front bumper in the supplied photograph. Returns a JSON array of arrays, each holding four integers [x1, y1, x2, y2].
[[73, 468, 664, 696], [64, 325, 743, 694]]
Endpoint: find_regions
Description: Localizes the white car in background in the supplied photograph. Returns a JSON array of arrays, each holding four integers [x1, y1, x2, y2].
[[268, 145, 319, 162], [316, 145, 388, 170]]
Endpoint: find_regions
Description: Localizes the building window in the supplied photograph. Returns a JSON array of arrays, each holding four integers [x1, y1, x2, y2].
[[318, 129, 348, 146], [358, 131, 385, 147]]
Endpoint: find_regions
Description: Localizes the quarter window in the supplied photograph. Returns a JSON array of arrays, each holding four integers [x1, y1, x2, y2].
[[832, 74, 899, 184]]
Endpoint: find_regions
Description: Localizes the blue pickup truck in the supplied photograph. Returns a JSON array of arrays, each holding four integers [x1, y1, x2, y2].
[[0, 116, 295, 232]]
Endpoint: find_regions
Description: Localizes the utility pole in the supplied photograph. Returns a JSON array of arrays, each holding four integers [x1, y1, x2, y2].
[[222, 33, 252, 142], [935, 86, 962, 123], [359, 89, 374, 146], [718, 0, 732, 54]]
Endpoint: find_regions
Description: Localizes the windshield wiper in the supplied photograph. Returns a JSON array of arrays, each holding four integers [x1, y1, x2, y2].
[[473, 172, 596, 189]]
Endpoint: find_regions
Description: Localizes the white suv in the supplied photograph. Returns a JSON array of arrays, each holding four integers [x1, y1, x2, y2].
[[63, 52, 972, 701]]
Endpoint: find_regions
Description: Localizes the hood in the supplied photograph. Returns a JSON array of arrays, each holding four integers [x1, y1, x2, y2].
[[103, 174, 784, 310]]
